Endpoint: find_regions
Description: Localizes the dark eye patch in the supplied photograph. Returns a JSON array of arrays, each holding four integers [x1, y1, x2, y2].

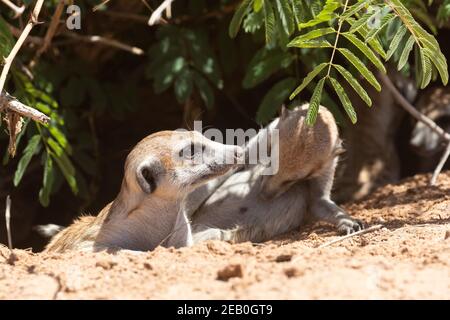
[[179, 143, 205, 159]]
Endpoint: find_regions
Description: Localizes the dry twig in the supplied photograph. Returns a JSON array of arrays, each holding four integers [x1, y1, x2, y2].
[[36, 0, 65, 57], [317, 225, 384, 249], [1, 0, 25, 18], [5, 195, 12, 250], [148, 0, 174, 26], [0, 92, 50, 124], [64, 32, 145, 56], [0, 0, 45, 94]]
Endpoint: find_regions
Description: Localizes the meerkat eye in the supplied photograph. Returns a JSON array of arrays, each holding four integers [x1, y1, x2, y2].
[[179, 143, 198, 159]]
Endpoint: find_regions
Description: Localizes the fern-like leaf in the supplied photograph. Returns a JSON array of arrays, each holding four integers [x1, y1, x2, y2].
[[229, 0, 252, 38], [334, 64, 372, 107], [329, 76, 357, 124], [342, 32, 386, 73], [263, 0, 276, 45], [397, 34, 415, 71], [386, 24, 408, 60], [306, 77, 325, 126], [289, 62, 328, 100], [338, 48, 381, 91], [289, 27, 336, 44], [298, 0, 340, 30]]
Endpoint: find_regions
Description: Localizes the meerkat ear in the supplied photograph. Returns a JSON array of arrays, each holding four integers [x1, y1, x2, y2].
[[280, 104, 289, 120], [136, 161, 161, 194]]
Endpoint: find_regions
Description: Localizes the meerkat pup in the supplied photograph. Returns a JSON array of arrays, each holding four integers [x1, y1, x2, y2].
[[190, 105, 363, 243], [45, 130, 243, 253]]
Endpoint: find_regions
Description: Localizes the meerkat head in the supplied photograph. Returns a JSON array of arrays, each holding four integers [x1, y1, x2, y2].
[[123, 130, 244, 199]]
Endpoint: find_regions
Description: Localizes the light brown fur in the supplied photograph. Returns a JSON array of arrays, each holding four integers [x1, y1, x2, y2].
[[45, 130, 243, 253]]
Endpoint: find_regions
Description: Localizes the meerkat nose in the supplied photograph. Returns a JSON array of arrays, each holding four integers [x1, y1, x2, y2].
[[234, 146, 244, 162]]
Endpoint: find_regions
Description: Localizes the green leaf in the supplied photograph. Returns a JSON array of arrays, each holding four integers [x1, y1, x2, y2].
[[287, 39, 332, 49], [298, 0, 340, 30], [39, 153, 55, 207], [256, 78, 297, 124], [333, 64, 372, 107], [290, 62, 328, 100], [243, 11, 264, 33], [349, 12, 371, 34], [419, 48, 432, 89], [289, 27, 336, 44], [253, 0, 263, 12], [386, 24, 408, 60], [340, 0, 370, 22], [306, 77, 326, 126], [338, 48, 381, 91], [263, 0, 276, 45], [47, 138, 78, 195], [13, 135, 41, 187], [243, 48, 294, 89], [329, 77, 357, 124], [174, 69, 193, 104], [275, 0, 295, 35], [342, 32, 386, 73], [152, 57, 186, 94], [0, 16, 14, 56], [397, 35, 415, 71], [365, 14, 395, 42], [386, 0, 448, 85], [229, 0, 252, 38], [47, 126, 72, 155], [193, 72, 214, 110]]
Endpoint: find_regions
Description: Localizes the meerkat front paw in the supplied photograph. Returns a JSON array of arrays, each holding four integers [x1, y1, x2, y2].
[[337, 218, 364, 235]]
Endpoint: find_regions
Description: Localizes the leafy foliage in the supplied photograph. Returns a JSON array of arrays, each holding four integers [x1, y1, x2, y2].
[[230, 0, 449, 124], [0, 0, 449, 208]]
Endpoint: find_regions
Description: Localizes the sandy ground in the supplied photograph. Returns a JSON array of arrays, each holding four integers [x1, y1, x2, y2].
[[1, 172, 449, 300]]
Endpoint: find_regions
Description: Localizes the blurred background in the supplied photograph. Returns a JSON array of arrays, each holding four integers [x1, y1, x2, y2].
[[0, 0, 449, 251]]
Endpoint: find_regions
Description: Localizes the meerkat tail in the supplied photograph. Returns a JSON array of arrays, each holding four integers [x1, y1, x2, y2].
[[33, 224, 64, 238]]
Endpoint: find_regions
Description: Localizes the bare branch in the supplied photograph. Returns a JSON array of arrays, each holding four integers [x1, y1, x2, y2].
[[0, 0, 45, 95], [1, 0, 25, 18], [36, 0, 65, 57], [64, 32, 145, 56], [0, 92, 50, 124], [148, 0, 174, 26], [317, 225, 384, 249], [431, 142, 450, 186]]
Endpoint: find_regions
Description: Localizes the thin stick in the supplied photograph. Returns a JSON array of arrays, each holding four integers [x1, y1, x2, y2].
[[92, 0, 112, 12], [148, 0, 174, 26], [0, 92, 50, 124], [431, 142, 450, 185], [317, 225, 384, 249], [36, 0, 65, 57], [5, 195, 12, 250], [1, 0, 25, 18], [64, 32, 145, 56], [0, 0, 45, 95]]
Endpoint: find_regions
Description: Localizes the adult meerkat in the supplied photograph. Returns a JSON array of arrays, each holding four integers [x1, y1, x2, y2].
[[333, 66, 417, 203], [410, 86, 450, 172], [45, 130, 243, 253], [190, 105, 364, 243]]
